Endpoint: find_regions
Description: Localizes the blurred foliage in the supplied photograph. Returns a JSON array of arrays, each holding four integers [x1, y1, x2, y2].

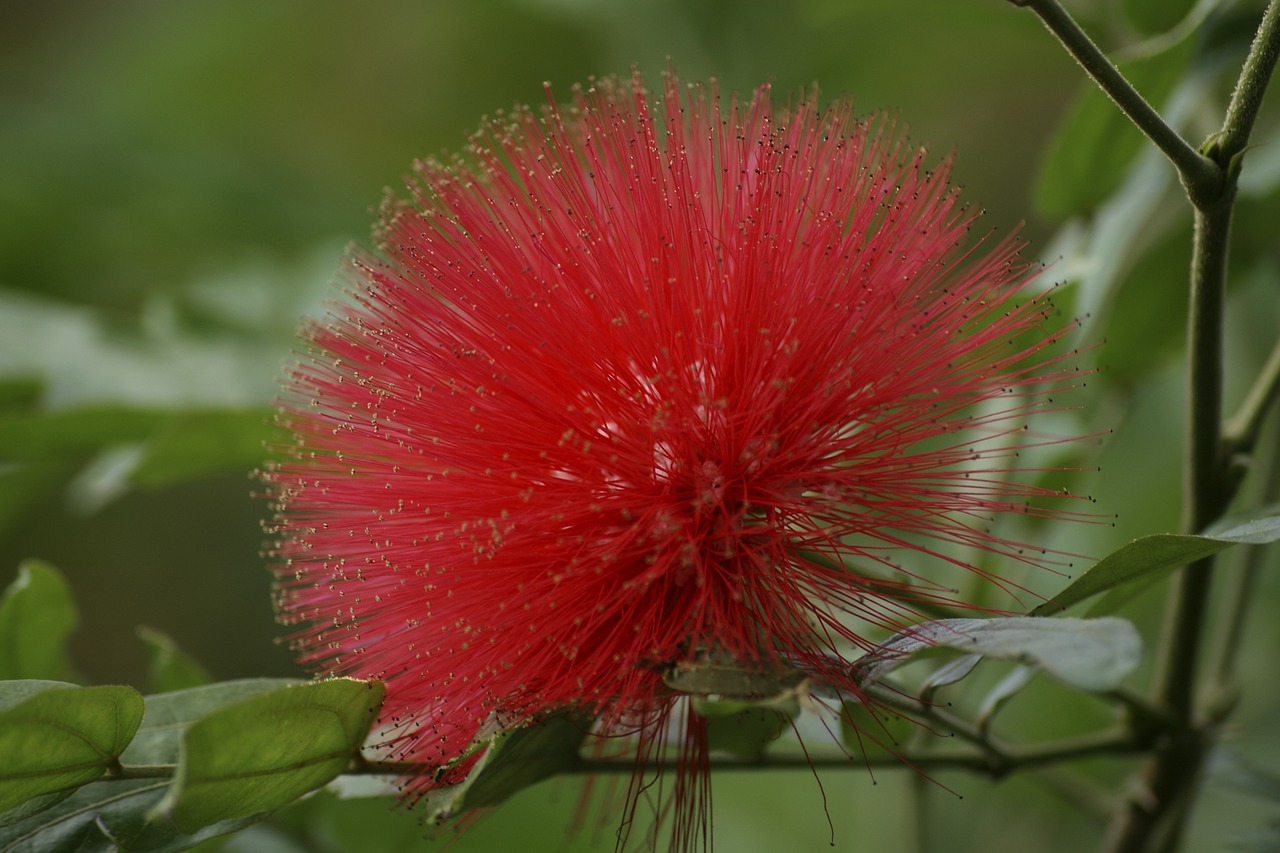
[[1, 0, 1279, 851]]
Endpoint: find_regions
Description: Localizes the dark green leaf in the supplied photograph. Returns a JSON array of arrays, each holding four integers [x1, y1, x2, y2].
[[424, 714, 589, 824], [1031, 514, 1280, 616], [0, 789, 76, 829], [0, 683, 144, 814], [136, 627, 214, 694], [0, 562, 77, 681], [1033, 39, 1195, 219], [0, 778, 261, 853], [161, 678, 385, 832]]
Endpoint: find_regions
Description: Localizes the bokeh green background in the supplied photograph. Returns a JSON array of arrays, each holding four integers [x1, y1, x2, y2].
[[3, 1, 1278, 851]]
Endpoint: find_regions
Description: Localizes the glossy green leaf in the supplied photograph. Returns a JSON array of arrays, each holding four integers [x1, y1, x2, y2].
[[0, 562, 77, 681], [161, 678, 385, 832], [424, 714, 588, 824], [1032, 514, 1280, 616], [1033, 38, 1195, 219], [0, 683, 144, 814], [135, 627, 213, 694], [858, 617, 1142, 693]]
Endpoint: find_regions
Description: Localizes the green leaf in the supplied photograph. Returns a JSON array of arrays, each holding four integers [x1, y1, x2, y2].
[[0, 679, 309, 851], [0, 562, 77, 681], [424, 714, 588, 824], [1031, 514, 1280, 616], [124, 679, 305, 767], [136, 627, 213, 694], [129, 409, 278, 488], [160, 678, 385, 833], [1033, 38, 1195, 219], [0, 683, 144, 814], [858, 617, 1142, 693], [0, 778, 263, 853]]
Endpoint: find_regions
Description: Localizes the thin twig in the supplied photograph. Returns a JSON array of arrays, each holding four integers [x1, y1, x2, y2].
[[1010, 0, 1221, 204], [1223, 335, 1280, 454], [1210, 423, 1280, 694], [1216, 0, 1280, 167]]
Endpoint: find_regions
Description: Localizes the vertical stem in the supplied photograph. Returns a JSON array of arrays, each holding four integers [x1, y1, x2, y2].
[[1166, 200, 1233, 712], [1101, 198, 1234, 853]]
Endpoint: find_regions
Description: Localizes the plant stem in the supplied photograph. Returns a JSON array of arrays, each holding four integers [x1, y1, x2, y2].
[[1098, 2, 1280, 849], [1010, 0, 1220, 204], [1011, 1, 1280, 849], [1223, 335, 1280, 454], [96, 726, 1145, 786], [1209, 426, 1279, 697], [1218, 0, 1280, 164], [1100, 114, 1233, 853]]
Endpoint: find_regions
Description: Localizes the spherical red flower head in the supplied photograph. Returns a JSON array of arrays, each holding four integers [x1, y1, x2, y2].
[[267, 71, 1084, 845]]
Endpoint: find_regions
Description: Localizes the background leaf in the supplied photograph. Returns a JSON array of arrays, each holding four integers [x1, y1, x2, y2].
[[0, 562, 77, 681], [135, 627, 214, 694]]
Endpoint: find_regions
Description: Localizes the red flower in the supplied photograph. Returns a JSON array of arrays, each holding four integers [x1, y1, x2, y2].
[[267, 71, 1085, 847]]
